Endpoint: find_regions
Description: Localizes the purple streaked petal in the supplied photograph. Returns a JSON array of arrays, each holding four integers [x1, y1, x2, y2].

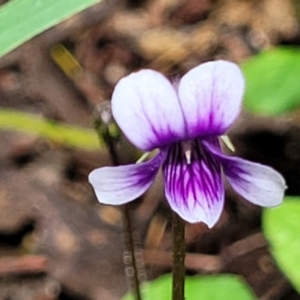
[[112, 70, 186, 151], [88, 150, 167, 205], [203, 141, 286, 207], [162, 140, 224, 227], [178, 60, 245, 138]]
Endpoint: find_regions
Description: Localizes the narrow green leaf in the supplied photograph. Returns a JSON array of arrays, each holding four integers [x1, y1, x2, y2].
[[0, 0, 101, 58], [263, 197, 300, 293], [242, 47, 300, 115], [0, 108, 101, 150], [122, 274, 256, 300]]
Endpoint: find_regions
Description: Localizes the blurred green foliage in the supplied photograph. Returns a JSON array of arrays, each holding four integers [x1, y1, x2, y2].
[[0, 108, 101, 150], [242, 47, 300, 115], [263, 197, 300, 294], [0, 0, 101, 58], [122, 274, 256, 300]]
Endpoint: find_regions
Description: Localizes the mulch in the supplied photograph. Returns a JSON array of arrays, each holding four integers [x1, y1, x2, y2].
[[0, 0, 300, 299]]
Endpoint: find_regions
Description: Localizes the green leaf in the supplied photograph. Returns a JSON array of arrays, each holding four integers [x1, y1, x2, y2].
[[0, 108, 101, 150], [0, 0, 101, 58], [242, 47, 300, 115], [263, 197, 300, 293], [122, 274, 256, 300]]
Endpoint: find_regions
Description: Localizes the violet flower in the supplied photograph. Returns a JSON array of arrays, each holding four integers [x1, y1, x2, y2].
[[89, 61, 285, 228]]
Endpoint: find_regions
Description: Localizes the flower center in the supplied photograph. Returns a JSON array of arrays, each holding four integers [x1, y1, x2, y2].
[[181, 140, 193, 164]]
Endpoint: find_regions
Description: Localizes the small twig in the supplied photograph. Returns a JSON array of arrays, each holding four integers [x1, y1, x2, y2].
[[0, 255, 48, 276], [220, 232, 267, 264], [143, 250, 223, 273], [172, 211, 185, 300]]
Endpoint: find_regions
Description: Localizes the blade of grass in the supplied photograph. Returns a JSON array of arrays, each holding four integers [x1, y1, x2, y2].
[[0, 108, 101, 150], [0, 0, 102, 58]]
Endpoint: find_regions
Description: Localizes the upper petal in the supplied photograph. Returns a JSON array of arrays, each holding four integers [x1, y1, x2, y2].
[[112, 70, 186, 151], [178, 60, 245, 138], [203, 140, 286, 207], [89, 151, 166, 205], [163, 140, 224, 228]]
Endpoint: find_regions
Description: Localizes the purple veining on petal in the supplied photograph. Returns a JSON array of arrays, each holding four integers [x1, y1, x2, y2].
[[223, 157, 285, 207], [202, 139, 286, 207], [88, 60, 285, 228], [112, 69, 187, 151], [193, 141, 219, 208], [222, 160, 252, 193], [178, 60, 245, 139], [89, 150, 167, 205], [138, 102, 185, 148], [163, 139, 224, 226]]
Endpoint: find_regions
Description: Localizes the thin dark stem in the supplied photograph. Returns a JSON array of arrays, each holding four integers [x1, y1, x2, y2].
[[95, 120, 142, 300], [172, 211, 185, 300], [103, 126, 119, 165], [123, 205, 142, 300]]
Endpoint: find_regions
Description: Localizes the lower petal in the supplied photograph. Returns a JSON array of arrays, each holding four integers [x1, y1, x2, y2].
[[162, 140, 224, 228], [203, 141, 286, 207], [89, 151, 166, 205]]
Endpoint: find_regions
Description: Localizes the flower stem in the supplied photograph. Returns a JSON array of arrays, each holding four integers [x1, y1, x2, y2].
[[94, 117, 143, 300], [172, 211, 185, 300], [123, 205, 142, 300]]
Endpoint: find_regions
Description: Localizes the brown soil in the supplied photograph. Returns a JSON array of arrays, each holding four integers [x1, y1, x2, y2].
[[1, 0, 300, 299]]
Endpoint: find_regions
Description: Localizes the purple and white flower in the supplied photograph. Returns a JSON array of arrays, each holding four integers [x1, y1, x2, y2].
[[89, 60, 286, 228]]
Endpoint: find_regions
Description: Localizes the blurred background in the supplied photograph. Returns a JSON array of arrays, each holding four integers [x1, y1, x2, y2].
[[1, 0, 300, 299]]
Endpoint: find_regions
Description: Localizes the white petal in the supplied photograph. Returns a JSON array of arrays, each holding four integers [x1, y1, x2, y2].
[[223, 157, 286, 207], [203, 140, 286, 207], [112, 70, 186, 151], [89, 151, 166, 205], [178, 60, 245, 138]]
